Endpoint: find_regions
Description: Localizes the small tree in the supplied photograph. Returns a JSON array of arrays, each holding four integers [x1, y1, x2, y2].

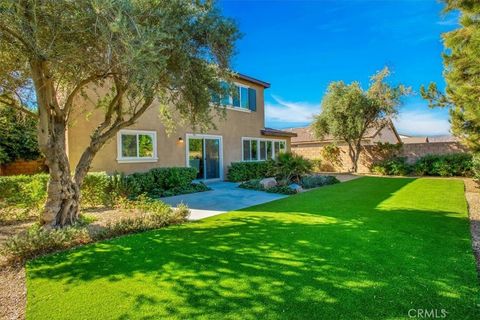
[[421, 0, 480, 152], [312, 67, 409, 172], [0, 0, 238, 227]]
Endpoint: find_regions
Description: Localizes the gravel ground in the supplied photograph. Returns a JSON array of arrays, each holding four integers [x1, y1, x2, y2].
[[464, 178, 480, 276]]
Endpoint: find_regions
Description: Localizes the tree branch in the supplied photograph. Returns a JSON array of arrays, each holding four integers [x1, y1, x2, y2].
[[0, 95, 38, 118]]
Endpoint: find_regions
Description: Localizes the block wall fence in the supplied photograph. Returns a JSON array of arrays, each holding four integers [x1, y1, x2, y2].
[[292, 141, 469, 173]]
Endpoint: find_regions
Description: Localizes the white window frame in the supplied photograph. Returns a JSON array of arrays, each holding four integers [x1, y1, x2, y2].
[[241, 137, 287, 162], [220, 82, 253, 113], [185, 133, 224, 181], [116, 129, 158, 163]]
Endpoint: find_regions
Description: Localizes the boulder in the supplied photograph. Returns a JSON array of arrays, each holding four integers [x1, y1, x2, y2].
[[259, 177, 277, 189], [288, 183, 303, 193]]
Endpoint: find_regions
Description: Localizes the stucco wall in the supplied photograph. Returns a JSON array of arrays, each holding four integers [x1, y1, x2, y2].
[[399, 142, 468, 163], [67, 78, 290, 178]]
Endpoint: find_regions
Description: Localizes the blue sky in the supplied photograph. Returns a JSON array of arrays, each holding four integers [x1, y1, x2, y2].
[[218, 0, 459, 136]]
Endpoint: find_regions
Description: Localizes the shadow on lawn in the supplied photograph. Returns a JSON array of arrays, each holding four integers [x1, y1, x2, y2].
[[27, 177, 479, 319]]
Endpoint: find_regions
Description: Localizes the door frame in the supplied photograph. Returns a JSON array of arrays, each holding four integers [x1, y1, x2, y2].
[[185, 133, 224, 181]]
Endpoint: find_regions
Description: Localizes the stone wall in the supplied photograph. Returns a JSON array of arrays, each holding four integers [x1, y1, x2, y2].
[[292, 141, 468, 173], [0, 159, 48, 176]]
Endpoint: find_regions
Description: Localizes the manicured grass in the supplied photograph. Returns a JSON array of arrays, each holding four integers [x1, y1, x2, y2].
[[26, 177, 479, 319]]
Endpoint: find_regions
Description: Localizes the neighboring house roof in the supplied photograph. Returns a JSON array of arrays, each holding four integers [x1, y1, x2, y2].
[[237, 73, 271, 88], [428, 135, 459, 143], [399, 134, 459, 144], [261, 127, 297, 137], [402, 136, 429, 144], [286, 120, 400, 145]]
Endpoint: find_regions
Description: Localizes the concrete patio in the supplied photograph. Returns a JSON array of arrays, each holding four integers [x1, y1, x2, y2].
[[162, 181, 287, 220]]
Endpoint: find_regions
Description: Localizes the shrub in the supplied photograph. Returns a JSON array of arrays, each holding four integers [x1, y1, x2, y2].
[[81, 172, 111, 207], [412, 153, 473, 177], [371, 157, 411, 176], [320, 143, 341, 167], [275, 152, 313, 183], [238, 179, 296, 195], [107, 167, 205, 198], [227, 160, 276, 182], [1, 197, 190, 265], [300, 175, 340, 189]]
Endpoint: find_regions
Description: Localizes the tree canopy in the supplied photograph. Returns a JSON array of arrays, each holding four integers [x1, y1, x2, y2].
[[421, 0, 480, 151], [312, 67, 409, 172], [0, 0, 239, 226]]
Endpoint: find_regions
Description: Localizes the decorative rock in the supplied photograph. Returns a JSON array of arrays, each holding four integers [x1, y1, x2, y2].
[[288, 183, 303, 193], [259, 177, 277, 189]]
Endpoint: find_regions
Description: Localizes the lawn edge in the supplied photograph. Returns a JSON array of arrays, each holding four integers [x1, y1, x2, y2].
[[464, 178, 480, 282]]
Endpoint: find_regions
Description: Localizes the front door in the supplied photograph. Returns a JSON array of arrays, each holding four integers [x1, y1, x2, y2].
[[187, 135, 222, 180]]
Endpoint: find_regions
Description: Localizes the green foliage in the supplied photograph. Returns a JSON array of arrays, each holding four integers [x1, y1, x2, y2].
[[372, 153, 473, 177], [274, 152, 313, 183], [312, 67, 410, 172], [421, 1, 480, 151], [0, 168, 201, 223], [412, 154, 473, 177], [81, 172, 111, 208], [300, 175, 340, 189], [0, 105, 40, 165], [1, 198, 190, 265], [371, 157, 411, 176], [108, 167, 207, 198], [227, 160, 276, 182], [310, 159, 322, 172], [0, 174, 49, 223]]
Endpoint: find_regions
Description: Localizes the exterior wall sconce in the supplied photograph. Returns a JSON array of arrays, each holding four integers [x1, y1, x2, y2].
[[178, 137, 184, 143]]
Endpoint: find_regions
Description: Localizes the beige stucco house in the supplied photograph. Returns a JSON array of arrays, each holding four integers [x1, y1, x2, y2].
[[66, 73, 296, 180]]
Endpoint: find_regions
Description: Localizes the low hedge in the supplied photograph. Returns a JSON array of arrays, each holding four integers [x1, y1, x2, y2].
[[371, 153, 474, 177], [473, 153, 480, 180], [0, 167, 206, 223], [227, 160, 276, 182]]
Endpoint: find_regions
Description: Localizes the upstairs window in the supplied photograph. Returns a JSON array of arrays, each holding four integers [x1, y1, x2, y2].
[[214, 82, 257, 111]]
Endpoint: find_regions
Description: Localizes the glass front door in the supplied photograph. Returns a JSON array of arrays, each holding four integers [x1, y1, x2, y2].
[[188, 136, 221, 180]]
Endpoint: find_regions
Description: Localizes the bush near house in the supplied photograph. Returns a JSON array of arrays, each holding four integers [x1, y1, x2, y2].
[[473, 153, 480, 181], [227, 160, 276, 182], [371, 153, 473, 177], [0, 167, 207, 224]]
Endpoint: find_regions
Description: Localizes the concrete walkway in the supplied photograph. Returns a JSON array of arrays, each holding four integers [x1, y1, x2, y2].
[[162, 182, 287, 220]]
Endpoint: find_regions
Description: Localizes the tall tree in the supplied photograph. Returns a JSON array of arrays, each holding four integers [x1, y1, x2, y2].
[[312, 67, 409, 172], [0, 0, 238, 227], [421, 0, 480, 151]]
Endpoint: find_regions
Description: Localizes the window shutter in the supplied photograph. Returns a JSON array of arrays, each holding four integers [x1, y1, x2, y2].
[[248, 88, 257, 111]]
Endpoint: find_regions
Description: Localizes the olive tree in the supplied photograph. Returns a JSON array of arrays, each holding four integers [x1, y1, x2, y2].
[[0, 0, 238, 227], [312, 67, 409, 172]]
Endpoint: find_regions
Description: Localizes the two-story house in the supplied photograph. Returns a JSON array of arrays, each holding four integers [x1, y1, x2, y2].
[[66, 73, 296, 180]]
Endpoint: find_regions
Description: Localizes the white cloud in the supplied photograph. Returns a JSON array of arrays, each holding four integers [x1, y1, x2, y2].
[[394, 110, 451, 136], [265, 95, 319, 124]]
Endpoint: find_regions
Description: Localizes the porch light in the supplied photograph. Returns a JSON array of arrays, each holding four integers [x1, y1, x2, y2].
[[178, 137, 184, 143]]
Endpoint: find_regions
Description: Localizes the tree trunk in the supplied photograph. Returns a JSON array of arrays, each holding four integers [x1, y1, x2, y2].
[[347, 142, 362, 173], [41, 117, 81, 227]]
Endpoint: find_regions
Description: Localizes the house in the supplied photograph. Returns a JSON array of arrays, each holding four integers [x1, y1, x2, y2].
[[66, 73, 296, 180], [285, 121, 402, 172]]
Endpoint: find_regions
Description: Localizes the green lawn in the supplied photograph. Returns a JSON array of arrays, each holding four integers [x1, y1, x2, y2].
[[26, 177, 479, 319]]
